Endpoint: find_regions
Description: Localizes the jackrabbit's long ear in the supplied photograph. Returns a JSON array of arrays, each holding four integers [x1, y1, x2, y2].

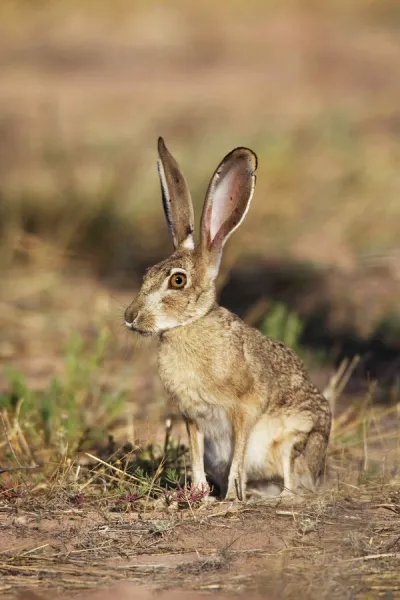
[[200, 147, 257, 274], [157, 137, 195, 250]]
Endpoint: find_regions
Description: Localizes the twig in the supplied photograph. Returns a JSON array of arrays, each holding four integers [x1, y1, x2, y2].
[[341, 552, 400, 563], [163, 418, 172, 456], [383, 534, 400, 552], [19, 543, 50, 557], [371, 504, 399, 512], [0, 410, 38, 475], [276, 510, 299, 516], [324, 355, 360, 416], [199, 506, 238, 522], [363, 408, 369, 473], [0, 411, 20, 466], [363, 381, 377, 473], [0, 465, 38, 475], [144, 458, 165, 510], [336, 355, 360, 400], [14, 399, 35, 461]]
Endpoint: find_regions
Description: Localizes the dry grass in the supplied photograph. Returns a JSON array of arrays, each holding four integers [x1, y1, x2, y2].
[[0, 467, 399, 599]]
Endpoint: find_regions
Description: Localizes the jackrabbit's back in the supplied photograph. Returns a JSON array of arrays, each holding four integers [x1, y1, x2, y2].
[[159, 306, 330, 424]]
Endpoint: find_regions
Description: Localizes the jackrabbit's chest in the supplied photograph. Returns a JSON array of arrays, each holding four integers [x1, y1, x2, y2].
[[158, 343, 224, 420]]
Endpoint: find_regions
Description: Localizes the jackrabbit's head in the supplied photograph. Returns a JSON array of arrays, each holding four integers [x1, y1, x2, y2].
[[125, 137, 257, 336]]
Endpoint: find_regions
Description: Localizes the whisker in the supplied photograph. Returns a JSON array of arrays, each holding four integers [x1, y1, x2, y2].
[[108, 295, 130, 320], [110, 294, 130, 310]]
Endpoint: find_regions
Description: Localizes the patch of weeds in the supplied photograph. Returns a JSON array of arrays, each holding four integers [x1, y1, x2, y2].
[[118, 490, 144, 504], [75, 424, 191, 506], [0, 479, 24, 502], [165, 482, 210, 508], [0, 328, 126, 460]]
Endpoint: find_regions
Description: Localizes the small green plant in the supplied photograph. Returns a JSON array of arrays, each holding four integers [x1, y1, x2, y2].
[[259, 302, 329, 367], [0, 328, 126, 459], [259, 302, 305, 355]]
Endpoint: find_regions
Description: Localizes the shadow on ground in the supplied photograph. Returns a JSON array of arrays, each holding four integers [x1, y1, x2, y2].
[[219, 257, 400, 391]]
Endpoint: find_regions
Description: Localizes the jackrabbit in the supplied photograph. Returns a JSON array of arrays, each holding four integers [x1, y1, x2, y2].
[[125, 138, 331, 500]]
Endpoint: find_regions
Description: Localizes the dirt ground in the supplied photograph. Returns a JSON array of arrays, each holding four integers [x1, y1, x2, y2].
[[1, 481, 400, 600], [15, 587, 244, 600]]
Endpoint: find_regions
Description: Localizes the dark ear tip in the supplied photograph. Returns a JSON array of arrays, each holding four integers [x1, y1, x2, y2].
[[239, 147, 258, 172], [226, 147, 258, 172], [251, 150, 258, 171], [158, 136, 166, 152]]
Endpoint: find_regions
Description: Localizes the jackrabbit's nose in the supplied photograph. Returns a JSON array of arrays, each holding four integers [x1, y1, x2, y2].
[[124, 307, 136, 328]]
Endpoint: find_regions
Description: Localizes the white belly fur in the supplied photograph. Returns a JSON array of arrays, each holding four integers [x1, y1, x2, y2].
[[202, 409, 313, 488]]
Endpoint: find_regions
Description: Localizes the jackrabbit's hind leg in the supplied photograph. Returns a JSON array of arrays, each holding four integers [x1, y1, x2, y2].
[[303, 430, 329, 485], [280, 435, 314, 498], [292, 454, 315, 493], [282, 429, 329, 497], [280, 439, 296, 497]]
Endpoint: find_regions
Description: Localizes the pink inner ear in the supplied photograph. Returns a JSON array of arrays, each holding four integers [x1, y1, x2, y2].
[[209, 169, 237, 242], [204, 205, 213, 248]]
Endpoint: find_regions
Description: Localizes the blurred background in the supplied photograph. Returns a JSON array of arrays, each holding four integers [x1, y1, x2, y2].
[[0, 0, 399, 434]]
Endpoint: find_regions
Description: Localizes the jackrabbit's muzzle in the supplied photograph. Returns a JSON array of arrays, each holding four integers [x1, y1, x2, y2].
[[124, 304, 154, 336]]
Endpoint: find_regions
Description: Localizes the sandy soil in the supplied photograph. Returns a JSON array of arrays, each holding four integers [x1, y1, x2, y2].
[[1, 484, 400, 600], [15, 584, 255, 600]]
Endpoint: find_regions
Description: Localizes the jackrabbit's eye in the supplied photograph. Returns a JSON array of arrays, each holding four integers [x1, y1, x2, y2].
[[168, 272, 187, 289]]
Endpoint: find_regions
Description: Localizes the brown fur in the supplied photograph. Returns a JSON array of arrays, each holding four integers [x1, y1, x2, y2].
[[125, 138, 331, 500]]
